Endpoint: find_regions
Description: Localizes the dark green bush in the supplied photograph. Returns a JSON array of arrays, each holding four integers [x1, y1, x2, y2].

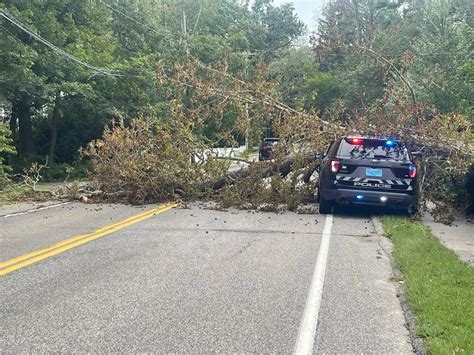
[[0, 123, 16, 189], [10, 155, 90, 182]]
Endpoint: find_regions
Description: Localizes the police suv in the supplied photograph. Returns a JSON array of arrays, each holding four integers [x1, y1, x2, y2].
[[317, 136, 419, 214]]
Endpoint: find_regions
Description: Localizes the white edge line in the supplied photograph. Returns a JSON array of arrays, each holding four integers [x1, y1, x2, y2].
[[1, 201, 72, 218], [294, 213, 333, 355]]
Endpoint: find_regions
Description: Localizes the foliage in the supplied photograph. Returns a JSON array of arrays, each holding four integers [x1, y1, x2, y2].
[[1, 0, 472, 217], [84, 51, 341, 207], [268, 47, 342, 113], [82, 118, 229, 204], [38, 161, 90, 181], [83, 46, 472, 219], [0, 184, 31, 206], [1, 0, 304, 168], [383, 216, 474, 354], [399, 0, 473, 114], [0, 122, 16, 189], [306, 0, 474, 217], [311, 0, 473, 116]]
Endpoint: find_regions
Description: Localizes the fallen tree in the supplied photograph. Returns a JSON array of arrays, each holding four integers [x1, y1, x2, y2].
[[81, 53, 473, 222]]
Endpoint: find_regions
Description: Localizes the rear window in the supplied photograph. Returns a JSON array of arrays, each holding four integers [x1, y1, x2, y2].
[[337, 138, 409, 161]]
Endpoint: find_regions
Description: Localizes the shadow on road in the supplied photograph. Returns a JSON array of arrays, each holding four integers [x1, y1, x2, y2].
[[330, 204, 408, 219]]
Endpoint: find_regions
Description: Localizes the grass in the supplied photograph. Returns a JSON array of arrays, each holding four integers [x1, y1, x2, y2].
[[382, 216, 474, 354], [0, 182, 58, 206], [0, 184, 32, 206]]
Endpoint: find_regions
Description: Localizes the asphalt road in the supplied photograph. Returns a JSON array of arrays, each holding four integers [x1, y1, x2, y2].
[[0, 201, 412, 353]]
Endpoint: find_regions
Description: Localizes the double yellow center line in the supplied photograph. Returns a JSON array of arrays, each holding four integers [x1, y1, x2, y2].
[[0, 203, 177, 276]]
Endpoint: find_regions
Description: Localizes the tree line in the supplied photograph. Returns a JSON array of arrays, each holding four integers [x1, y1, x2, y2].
[[0, 0, 303, 170], [0, 0, 472, 207]]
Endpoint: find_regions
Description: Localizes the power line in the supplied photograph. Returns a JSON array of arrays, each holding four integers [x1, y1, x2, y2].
[[96, 1, 249, 56], [98, 0, 173, 44], [93, 2, 276, 91], [0, 10, 124, 77]]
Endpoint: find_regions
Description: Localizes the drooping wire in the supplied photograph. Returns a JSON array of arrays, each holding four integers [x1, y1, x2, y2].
[[97, 0, 286, 56], [0, 9, 124, 77], [98, 0, 173, 44]]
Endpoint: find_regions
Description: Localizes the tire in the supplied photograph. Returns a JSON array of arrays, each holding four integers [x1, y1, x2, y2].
[[407, 202, 419, 217], [319, 195, 333, 214]]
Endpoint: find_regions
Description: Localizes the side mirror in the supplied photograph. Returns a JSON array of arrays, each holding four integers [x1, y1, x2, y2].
[[315, 153, 325, 160]]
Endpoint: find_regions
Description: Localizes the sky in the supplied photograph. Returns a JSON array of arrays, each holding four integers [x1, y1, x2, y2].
[[273, 0, 326, 31]]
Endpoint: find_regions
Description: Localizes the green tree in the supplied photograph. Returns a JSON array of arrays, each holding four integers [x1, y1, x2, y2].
[[1, 0, 118, 163], [268, 47, 342, 114], [311, 0, 473, 115], [0, 122, 16, 189], [397, 0, 473, 114], [1, 0, 307, 171]]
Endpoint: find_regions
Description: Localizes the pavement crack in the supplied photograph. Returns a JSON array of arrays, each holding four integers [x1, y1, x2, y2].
[[230, 239, 257, 258]]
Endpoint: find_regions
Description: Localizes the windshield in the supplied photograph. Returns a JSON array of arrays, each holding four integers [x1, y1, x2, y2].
[[338, 139, 409, 161]]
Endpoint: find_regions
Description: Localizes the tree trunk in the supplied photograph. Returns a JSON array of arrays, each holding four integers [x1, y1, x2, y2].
[[200, 152, 318, 193], [9, 114, 17, 136], [8, 109, 18, 152], [48, 93, 61, 164], [12, 94, 34, 156]]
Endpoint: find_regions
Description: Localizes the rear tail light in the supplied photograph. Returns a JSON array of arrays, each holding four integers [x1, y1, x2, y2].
[[330, 159, 340, 173], [409, 164, 417, 178]]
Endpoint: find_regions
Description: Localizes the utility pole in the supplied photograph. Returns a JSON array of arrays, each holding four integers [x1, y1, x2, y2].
[[244, 52, 255, 152], [245, 101, 250, 152]]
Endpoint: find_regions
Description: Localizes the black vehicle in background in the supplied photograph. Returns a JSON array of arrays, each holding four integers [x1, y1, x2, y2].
[[317, 137, 420, 214], [259, 137, 279, 161]]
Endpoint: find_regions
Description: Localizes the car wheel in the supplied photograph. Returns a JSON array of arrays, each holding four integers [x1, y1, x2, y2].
[[319, 195, 333, 214], [407, 202, 419, 217]]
